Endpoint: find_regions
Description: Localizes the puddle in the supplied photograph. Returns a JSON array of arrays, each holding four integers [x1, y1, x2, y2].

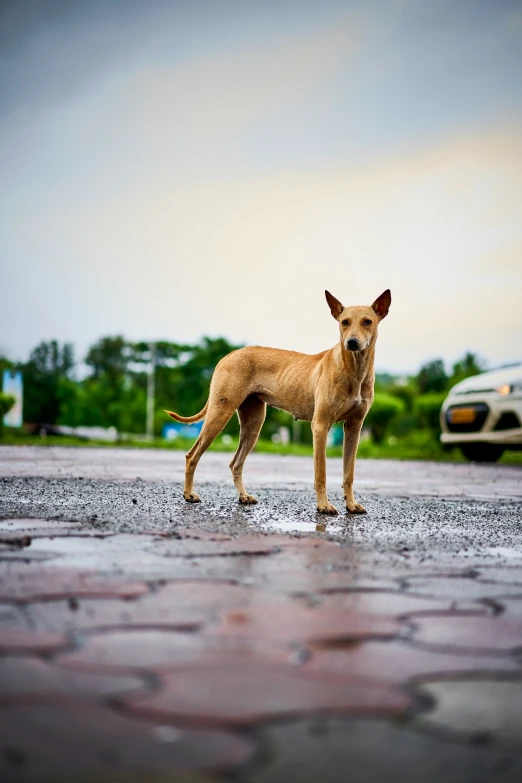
[[22, 537, 109, 556], [256, 517, 346, 536], [0, 519, 83, 532], [484, 547, 522, 560]]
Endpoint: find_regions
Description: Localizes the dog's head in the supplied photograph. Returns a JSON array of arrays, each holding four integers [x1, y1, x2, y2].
[[324, 289, 391, 352]]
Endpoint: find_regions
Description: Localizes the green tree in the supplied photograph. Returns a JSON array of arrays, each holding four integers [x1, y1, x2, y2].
[[417, 359, 448, 394], [22, 341, 75, 423], [85, 336, 129, 384], [78, 336, 142, 432], [155, 337, 243, 436], [450, 352, 485, 387], [0, 356, 15, 378]]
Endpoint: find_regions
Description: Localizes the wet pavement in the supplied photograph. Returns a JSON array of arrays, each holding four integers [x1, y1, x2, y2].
[[0, 446, 521, 782]]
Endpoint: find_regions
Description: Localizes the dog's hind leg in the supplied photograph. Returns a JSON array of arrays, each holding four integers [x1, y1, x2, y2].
[[183, 399, 238, 503], [230, 394, 266, 504]]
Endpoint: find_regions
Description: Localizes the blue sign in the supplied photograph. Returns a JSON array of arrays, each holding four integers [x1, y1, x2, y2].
[[162, 421, 203, 441], [2, 370, 23, 427]]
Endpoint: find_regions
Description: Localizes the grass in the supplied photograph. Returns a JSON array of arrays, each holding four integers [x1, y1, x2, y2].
[[1, 429, 521, 464]]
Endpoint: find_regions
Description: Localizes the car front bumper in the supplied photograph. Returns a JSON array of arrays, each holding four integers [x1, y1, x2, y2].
[[440, 391, 522, 448]]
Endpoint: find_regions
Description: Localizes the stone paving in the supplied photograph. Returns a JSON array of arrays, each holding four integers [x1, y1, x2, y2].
[[0, 447, 521, 782]]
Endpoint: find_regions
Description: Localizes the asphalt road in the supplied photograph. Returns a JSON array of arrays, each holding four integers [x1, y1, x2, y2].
[[1, 446, 521, 565]]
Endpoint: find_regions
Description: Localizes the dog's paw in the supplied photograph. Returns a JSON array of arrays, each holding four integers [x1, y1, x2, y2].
[[184, 492, 201, 503], [239, 494, 258, 505], [346, 502, 366, 514], [317, 502, 338, 515]]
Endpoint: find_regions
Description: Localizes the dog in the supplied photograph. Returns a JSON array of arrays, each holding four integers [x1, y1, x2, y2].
[[166, 289, 391, 514]]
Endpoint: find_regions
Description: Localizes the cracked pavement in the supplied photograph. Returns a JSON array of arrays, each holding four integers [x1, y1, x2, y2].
[[0, 446, 521, 782]]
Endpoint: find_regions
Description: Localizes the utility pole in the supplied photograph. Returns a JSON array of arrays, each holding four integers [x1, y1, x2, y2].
[[146, 342, 155, 441]]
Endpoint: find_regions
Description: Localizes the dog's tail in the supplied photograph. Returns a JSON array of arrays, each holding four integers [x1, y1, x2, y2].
[[164, 402, 208, 424]]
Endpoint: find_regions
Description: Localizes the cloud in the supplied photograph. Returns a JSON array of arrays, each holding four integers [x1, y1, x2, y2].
[[1, 1, 521, 371], [3, 124, 521, 371]]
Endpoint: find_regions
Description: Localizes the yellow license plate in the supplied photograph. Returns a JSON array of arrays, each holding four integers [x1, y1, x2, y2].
[[449, 408, 476, 424]]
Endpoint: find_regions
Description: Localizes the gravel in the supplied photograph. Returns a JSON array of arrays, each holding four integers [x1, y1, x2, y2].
[[1, 475, 521, 565]]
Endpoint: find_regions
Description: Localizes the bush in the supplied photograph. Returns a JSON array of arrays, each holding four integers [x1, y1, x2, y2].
[[414, 392, 447, 434], [388, 381, 417, 412], [366, 393, 405, 443], [0, 393, 16, 438]]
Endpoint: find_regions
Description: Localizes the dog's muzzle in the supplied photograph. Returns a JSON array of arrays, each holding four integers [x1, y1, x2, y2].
[[346, 338, 360, 352]]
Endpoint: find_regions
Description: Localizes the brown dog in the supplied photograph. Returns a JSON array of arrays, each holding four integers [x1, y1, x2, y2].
[[166, 289, 391, 514]]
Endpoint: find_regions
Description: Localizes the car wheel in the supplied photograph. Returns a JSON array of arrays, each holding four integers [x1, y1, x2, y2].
[[460, 444, 504, 463]]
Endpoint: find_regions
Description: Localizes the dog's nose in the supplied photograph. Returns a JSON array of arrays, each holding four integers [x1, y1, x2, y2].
[[347, 338, 360, 352]]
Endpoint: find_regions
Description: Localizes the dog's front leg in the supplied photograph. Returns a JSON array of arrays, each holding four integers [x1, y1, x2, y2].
[[312, 415, 337, 515], [343, 417, 367, 514]]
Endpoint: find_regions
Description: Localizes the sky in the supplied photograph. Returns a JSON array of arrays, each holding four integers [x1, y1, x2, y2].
[[1, 0, 522, 374]]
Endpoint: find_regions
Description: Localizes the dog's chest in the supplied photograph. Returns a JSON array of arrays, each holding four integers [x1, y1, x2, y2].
[[336, 395, 365, 421]]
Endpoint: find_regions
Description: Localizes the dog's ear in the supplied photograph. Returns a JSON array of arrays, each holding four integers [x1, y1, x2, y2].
[[325, 290, 344, 320], [371, 289, 391, 320]]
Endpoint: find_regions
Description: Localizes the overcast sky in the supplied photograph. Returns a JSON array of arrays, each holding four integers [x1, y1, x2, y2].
[[1, 0, 521, 374]]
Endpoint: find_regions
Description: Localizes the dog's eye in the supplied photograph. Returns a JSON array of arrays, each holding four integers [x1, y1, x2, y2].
[[341, 319, 350, 327], [363, 319, 373, 327]]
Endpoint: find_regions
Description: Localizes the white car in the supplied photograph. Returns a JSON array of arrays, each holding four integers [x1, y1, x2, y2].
[[440, 364, 522, 461]]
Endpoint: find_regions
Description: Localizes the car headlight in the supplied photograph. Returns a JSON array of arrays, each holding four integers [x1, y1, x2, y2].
[[497, 383, 522, 395]]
